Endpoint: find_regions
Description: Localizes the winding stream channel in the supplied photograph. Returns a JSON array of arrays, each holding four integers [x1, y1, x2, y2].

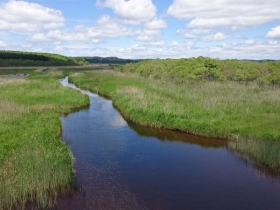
[[57, 77, 280, 210]]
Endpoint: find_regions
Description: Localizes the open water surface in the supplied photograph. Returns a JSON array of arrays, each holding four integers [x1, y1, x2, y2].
[[57, 77, 280, 210]]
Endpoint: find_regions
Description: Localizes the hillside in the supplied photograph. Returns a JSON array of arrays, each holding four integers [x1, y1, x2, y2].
[[0, 51, 88, 67]]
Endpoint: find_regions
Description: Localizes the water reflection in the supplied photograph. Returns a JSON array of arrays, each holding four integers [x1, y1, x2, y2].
[[228, 138, 280, 178], [129, 122, 280, 177], [128, 122, 227, 149], [57, 77, 280, 210], [110, 112, 127, 129]]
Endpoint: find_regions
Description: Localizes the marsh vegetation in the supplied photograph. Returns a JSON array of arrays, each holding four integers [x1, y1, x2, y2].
[[69, 70, 280, 142], [0, 70, 88, 209], [1, 56, 280, 209], [68, 69, 280, 171]]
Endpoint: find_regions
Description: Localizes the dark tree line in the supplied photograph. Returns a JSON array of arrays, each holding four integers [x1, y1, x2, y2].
[[81, 56, 141, 64], [0, 52, 49, 61], [0, 51, 88, 66]]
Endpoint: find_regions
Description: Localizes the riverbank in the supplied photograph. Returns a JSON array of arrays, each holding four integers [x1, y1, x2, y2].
[[69, 71, 280, 142], [0, 70, 88, 209]]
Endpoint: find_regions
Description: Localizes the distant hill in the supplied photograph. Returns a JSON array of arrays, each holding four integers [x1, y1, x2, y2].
[[80, 56, 141, 64], [0, 51, 88, 67]]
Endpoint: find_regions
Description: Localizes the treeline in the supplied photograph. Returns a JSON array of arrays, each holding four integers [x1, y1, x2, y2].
[[0, 51, 88, 66], [81, 56, 141, 64], [114, 57, 280, 86]]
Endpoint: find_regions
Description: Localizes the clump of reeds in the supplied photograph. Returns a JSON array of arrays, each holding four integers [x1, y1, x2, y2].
[[228, 137, 280, 169]]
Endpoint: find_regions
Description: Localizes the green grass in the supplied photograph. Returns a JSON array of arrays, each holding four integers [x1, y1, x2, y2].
[[0, 69, 37, 75], [69, 71, 280, 141], [0, 71, 88, 209], [60, 66, 109, 76]]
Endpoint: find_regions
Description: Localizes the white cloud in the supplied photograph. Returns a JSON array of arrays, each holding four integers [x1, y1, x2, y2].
[[169, 41, 194, 50], [165, 40, 280, 60], [20, 43, 32, 48], [0, 40, 9, 47], [97, 0, 156, 23], [29, 15, 133, 42], [266, 26, 280, 39], [177, 28, 210, 39], [119, 44, 147, 53], [63, 45, 93, 50], [244, 39, 255, 45], [170, 41, 180, 47], [88, 15, 133, 38], [136, 35, 153, 41], [134, 18, 167, 44], [144, 19, 167, 30], [224, 41, 280, 58], [167, 0, 280, 29], [48, 30, 87, 41], [188, 18, 231, 29], [0, 0, 64, 32], [183, 33, 197, 39], [202, 32, 227, 42], [92, 39, 100, 43], [136, 29, 161, 41], [149, 41, 165, 46], [16, 39, 279, 60], [269, 40, 278, 45], [29, 33, 51, 42], [29, 30, 87, 42], [54, 46, 63, 51]]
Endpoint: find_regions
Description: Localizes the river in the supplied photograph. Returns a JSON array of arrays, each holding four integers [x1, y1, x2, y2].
[[57, 77, 280, 210]]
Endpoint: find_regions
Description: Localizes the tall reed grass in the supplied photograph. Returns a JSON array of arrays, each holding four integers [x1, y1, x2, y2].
[[70, 71, 280, 141], [0, 72, 88, 209], [228, 137, 280, 169]]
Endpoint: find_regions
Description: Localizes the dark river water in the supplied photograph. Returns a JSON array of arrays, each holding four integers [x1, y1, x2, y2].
[[57, 77, 280, 210]]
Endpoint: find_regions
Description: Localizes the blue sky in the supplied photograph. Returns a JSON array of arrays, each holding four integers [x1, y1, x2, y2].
[[0, 0, 280, 59]]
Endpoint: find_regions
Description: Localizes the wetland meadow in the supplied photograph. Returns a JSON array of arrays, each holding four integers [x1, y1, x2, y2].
[[1, 57, 280, 209]]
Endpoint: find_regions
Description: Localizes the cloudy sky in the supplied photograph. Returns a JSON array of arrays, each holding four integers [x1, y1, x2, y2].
[[0, 0, 280, 59]]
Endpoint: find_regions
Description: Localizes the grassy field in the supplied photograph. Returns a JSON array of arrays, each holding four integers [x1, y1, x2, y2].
[[0, 70, 88, 209], [69, 71, 280, 141]]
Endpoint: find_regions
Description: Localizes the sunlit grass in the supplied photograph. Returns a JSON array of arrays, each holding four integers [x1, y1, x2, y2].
[[0, 72, 88, 209], [69, 71, 280, 141]]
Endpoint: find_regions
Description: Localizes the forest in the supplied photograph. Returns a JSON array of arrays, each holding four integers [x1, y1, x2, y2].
[[81, 56, 141, 64], [0, 51, 88, 66], [114, 57, 280, 86]]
